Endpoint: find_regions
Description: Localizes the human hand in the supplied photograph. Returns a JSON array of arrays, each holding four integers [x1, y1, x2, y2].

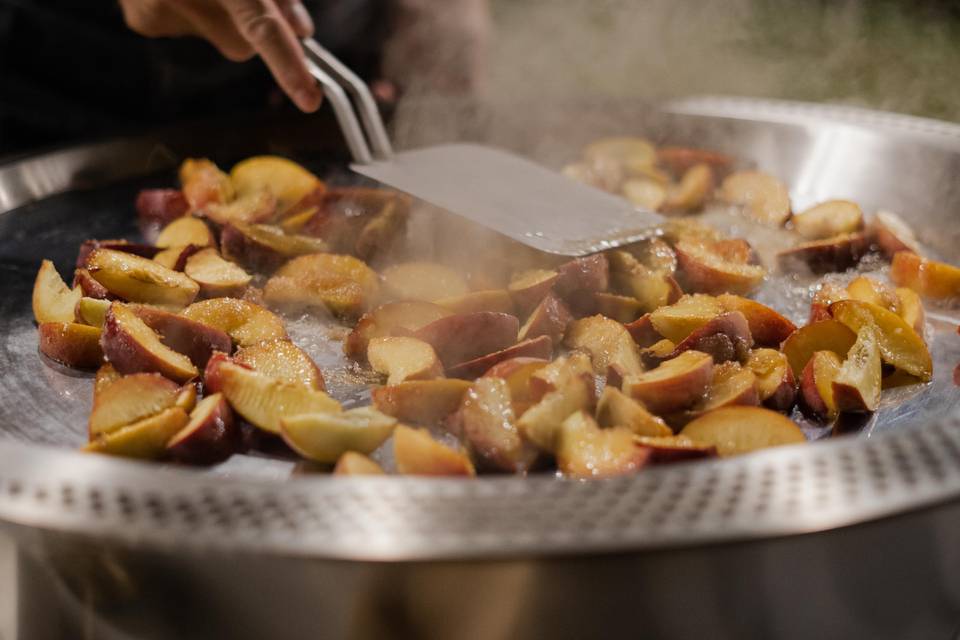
[[119, 0, 323, 112]]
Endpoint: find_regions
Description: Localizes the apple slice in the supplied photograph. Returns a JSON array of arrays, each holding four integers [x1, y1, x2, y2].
[[622, 178, 666, 210], [88, 372, 182, 436], [218, 362, 340, 434], [649, 294, 724, 343], [344, 301, 451, 359], [74, 297, 111, 328], [136, 189, 189, 235], [719, 170, 791, 225], [100, 303, 199, 382], [829, 299, 932, 381], [776, 233, 870, 274], [436, 289, 515, 315], [657, 146, 734, 177], [593, 292, 643, 323], [33, 260, 83, 324], [229, 155, 322, 215], [166, 393, 239, 465], [482, 357, 550, 404], [281, 407, 397, 463], [179, 158, 234, 210], [203, 189, 277, 226], [508, 269, 559, 315], [234, 338, 325, 390], [367, 336, 444, 385], [393, 425, 475, 476], [183, 248, 252, 298], [84, 407, 189, 459], [781, 319, 857, 378], [517, 375, 595, 453], [640, 338, 677, 369], [183, 297, 288, 349], [669, 311, 753, 364], [86, 249, 199, 307], [220, 222, 328, 273], [846, 276, 899, 312], [831, 326, 882, 413], [871, 210, 920, 257], [38, 322, 103, 369], [634, 435, 718, 464], [799, 350, 842, 421], [381, 262, 469, 302], [528, 352, 594, 402], [412, 312, 520, 368], [156, 217, 216, 249], [554, 254, 610, 300], [334, 451, 385, 475], [128, 305, 232, 369], [890, 251, 960, 301], [451, 377, 538, 472], [680, 406, 805, 457], [791, 200, 863, 240], [372, 379, 472, 426], [564, 314, 644, 379], [517, 292, 573, 344], [264, 253, 380, 318], [596, 386, 672, 437], [896, 287, 926, 335], [746, 348, 797, 411], [557, 412, 650, 479], [446, 336, 552, 380], [675, 239, 766, 296], [622, 350, 713, 415], [716, 295, 796, 347]]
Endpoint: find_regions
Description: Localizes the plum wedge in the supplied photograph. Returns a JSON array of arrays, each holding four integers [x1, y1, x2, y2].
[[367, 336, 444, 385], [166, 393, 239, 465], [264, 253, 379, 318], [334, 452, 385, 475], [234, 338, 325, 390], [450, 377, 538, 473], [564, 314, 644, 380], [88, 372, 183, 437], [182, 298, 287, 347], [829, 299, 932, 381], [622, 351, 714, 415], [86, 248, 199, 307], [100, 303, 199, 382], [890, 251, 960, 301], [381, 262, 469, 302], [38, 322, 103, 369], [412, 312, 520, 368], [281, 407, 397, 464], [719, 170, 791, 225], [85, 407, 189, 459], [595, 387, 672, 437], [393, 425, 475, 476], [221, 222, 328, 273], [556, 412, 650, 479], [183, 248, 252, 298], [345, 301, 452, 360], [33, 260, 82, 324], [680, 406, 805, 457], [372, 379, 472, 427]]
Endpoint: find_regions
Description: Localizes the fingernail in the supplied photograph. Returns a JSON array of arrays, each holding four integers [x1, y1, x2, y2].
[[295, 87, 322, 113], [291, 3, 314, 37]]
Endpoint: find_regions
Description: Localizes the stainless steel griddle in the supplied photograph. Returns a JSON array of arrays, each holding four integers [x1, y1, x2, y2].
[[2, 97, 960, 640]]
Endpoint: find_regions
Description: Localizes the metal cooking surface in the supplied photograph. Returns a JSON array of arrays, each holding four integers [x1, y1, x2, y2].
[[1, 98, 959, 560]]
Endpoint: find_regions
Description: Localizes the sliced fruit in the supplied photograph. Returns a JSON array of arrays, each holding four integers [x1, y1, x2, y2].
[[333, 451, 385, 475], [507, 269, 560, 316], [517, 375, 594, 453], [344, 301, 451, 359], [791, 200, 863, 240], [156, 217, 216, 249], [517, 292, 573, 344], [183, 248, 251, 298], [781, 319, 857, 378], [218, 362, 340, 434], [451, 377, 537, 473], [100, 303, 198, 382], [86, 249, 199, 307], [229, 155, 322, 214], [436, 289, 515, 315], [716, 294, 796, 347], [203, 189, 277, 226], [776, 233, 870, 274], [554, 254, 610, 298], [799, 350, 843, 421], [696, 362, 759, 414], [609, 268, 681, 314], [624, 314, 661, 348], [595, 386, 671, 437], [846, 275, 899, 313], [84, 407, 189, 459], [669, 311, 753, 364], [832, 326, 882, 413], [88, 372, 181, 436], [649, 294, 724, 343], [76, 239, 161, 269], [37, 322, 103, 369], [528, 352, 594, 402], [393, 425, 475, 476], [280, 407, 396, 463], [661, 163, 713, 213], [675, 239, 766, 296], [564, 314, 644, 379], [557, 412, 650, 479], [746, 348, 797, 411], [482, 357, 550, 404], [130, 304, 232, 369], [829, 299, 932, 380], [871, 210, 920, 257], [200, 351, 239, 395], [220, 222, 328, 273], [634, 435, 718, 464], [73, 268, 113, 300], [622, 178, 666, 210], [585, 137, 657, 176], [33, 260, 83, 324], [680, 406, 805, 457], [381, 262, 469, 302], [94, 363, 122, 395], [809, 281, 850, 323], [179, 158, 233, 210], [136, 189, 189, 234], [166, 393, 239, 465], [896, 287, 926, 335], [657, 146, 734, 177], [660, 219, 726, 247], [719, 170, 791, 225], [639, 338, 677, 369], [622, 350, 713, 415], [412, 312, 520, 368], [263, 253, 379, 318], [234, 338, 325, 390], [74, 297, 111, 328], [372, 379, 472, 426], [353, 193, 410, 261], [153, 245, 202, 272], [446, 336, 552, 380], [890, 251, 960, 301], [593, 292, 643, 323], [367, 336, 444, 385]]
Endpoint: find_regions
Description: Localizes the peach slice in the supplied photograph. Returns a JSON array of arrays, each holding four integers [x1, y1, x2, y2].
[[622, 350, 713, 415], [218, 361, 340, 434], [777, 233, 870, 274], [234, 338, 325, 390], [344, 301, 451, 360], [634, 435, 718, 464], [675, 239, 766, 296], [153, 245, 202, 272], [482, 357, 550, 404], [896, 287, 926, 335], [585, 136, 657, 176], [716, 294, 796, 347], [100, 303, 199, 382], [436, 289, 515, 315], [264, 253, 379, 318], [890, 251, 960, 301], [73, 268, 113, 300], [393, 425, 475, 476], [367, 336, 444, 385], [179, 158, 234, 210], [334, 451, 385, 475], [556, 412, 650, 479], [527, 352, 594, 402], [564, 314, 644, 379], [518, 292, 573, 345], [381, 262, 469, 302], [639, 338, 677, 369], [446, 336, 552, 380], [696, 362, 759, 414], [203, 188, 277, 226], [517, 375, 594, 453], [669, 311, 753, 364], [832, 326, 882, 413], [680, 406, 805, 456], [84, 407, 189, 459], [661, 163, 713, 213], [622, 178, 667, 210], [38, 322, 103, 369], [136, 189, 189, 234], [846, 276, 899, 312], [649, 294, 724, 343], [229, 155, 322, 215], [799, 350, 842, 421], [129, 305, 231, 369], [94, 363, 123, 394], [625, 314, 662, 348], [88, 372, 182, 436], [166, 393, 239, 465], [595, 386, 672, 437], [791, 200, 863, 240], [657, 146, 734, 177], [593, 292, 643, 323], [719, 170, 791, 225], [412, 312, 520, 368], [871, 210, 920, 257], [808, 282, 850, 324], [829, 299, 932, 380], [200, 351, 238, 395], [609, 268, 681, 313], [781, 319, 857, 378], [86, 249, 199, 307], [220, 222, 329, 273], [33, 260, 83, 324], [182, 248, 251, 299], [280, 407, 397, 463], [507, 269, 560, 316], [156, 217, 216, 249], [76, 240, 161, 269], [746, 348, 797, 411], [554, 254, 610, 301], [372, 379, 472, 426], [624, 238, 678, 275], [451, 377, 538, 472]]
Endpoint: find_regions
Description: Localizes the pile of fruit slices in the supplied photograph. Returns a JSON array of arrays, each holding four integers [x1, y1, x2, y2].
[[29, 144, 958, 478]]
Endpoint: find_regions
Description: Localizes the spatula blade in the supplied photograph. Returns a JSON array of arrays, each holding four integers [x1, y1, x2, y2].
[[351, 143, 665, 256]]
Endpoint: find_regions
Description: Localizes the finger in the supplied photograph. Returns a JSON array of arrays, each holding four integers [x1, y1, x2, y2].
[[275, 0, 314, 38], [224, 0, 322, 112], [120, 0, 196, 38], [167, 0, 255, 62]]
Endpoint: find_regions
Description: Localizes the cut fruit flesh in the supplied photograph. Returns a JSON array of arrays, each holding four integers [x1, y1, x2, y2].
[[453, 377, 536, 473], [680, 406, 806, 457], [33, 260, 82, 324], [717, 294, 796, 347], [86, 248, 199, 307], [746, 348, 796, 411], [166, 393, 238, 465], [508, 269, 560, 315], [649, 294, 724, 343], [596, 386, 672, 437], [557, 412, 650, 479], [564, 315, 644, 378], [182, 298, 287, 347], [436, 289, 515, 315], [669, 311, 753, 364], [234, 338, 325, 390], [890, 251, 960, 301], [662, 163, 713, 213], [719, 171, 791, 225], [846, 276, 900, 313], [88, 373, 181, 436], [482, 357, 550, 404], [622, 350, 714, 415], [832, 326, 882, 413], [37, 322, 103, 369], [367, 336, 444, 385], [281, 407, 397, 463], [264, 253, 379, 318], [229, 155, 322, 214], [100, 303, 199, 382], [180, 158, 233, 210], [412, 312, 520, 369], [800, 350, 843, 421], [74, 297, 111, 328], [791, 200, 863, 240], [518, 292, 573, 345], [372, 379, 472, 426], [334, 451, 385, 475], [381, 262, 469, 302], [872, 210, 920, 257], [675, 239, 766, 296], [393, 425, 475, 476], [781, 319, 857, 379], [128, 304, 232, 369], [518, 375, 594, 453], [156, 217, 216, 249], [345, 301, 452, 359], [221, 222, 329, 273], [184, 248, 252, 298], [84, 407, 189, 459], [776, 233, 870, 275]]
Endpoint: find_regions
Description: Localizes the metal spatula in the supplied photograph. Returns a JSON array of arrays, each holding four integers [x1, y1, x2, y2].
[[302, 39, 664, 256]]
